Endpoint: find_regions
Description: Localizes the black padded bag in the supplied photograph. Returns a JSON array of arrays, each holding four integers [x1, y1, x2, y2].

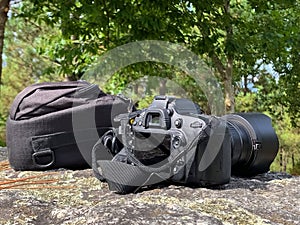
[[6, 81, 131, 171]]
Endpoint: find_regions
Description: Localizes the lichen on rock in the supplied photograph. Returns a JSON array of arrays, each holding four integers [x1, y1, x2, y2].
[[0, 147, 299, 225]]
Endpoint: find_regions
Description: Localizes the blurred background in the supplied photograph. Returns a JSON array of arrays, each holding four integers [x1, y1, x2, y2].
[[0, 0, 299, 174]]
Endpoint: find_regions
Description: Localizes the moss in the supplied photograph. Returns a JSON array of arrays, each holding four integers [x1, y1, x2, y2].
[[134, 196, 270, 225]]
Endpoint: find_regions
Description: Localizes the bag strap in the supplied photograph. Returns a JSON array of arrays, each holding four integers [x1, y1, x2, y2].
[[31, 127, 109, 169]]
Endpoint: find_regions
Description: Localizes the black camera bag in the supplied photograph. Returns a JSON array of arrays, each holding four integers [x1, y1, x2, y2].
[[6, 81, 131, 171]]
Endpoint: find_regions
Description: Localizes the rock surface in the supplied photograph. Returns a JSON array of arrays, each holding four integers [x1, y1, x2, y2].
[[0, 147, 299, 225]]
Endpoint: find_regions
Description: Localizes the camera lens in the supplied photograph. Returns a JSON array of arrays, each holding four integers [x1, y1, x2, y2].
[[223, 113, 279, 176]]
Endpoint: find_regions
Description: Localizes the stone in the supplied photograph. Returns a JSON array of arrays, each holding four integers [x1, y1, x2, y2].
[[0, 147, 299, 224]]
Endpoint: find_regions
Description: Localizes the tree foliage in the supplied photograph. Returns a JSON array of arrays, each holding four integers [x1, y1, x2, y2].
[[0, 5, 62, 144], [16, 0, 300, 117], [0, 0, 299, 173]]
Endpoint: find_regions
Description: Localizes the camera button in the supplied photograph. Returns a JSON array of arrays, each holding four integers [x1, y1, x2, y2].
[[167, 108, 174, 116], [172, 136, 181, 149], [190, 121, 203, 128], [174, 118, 183, 128]]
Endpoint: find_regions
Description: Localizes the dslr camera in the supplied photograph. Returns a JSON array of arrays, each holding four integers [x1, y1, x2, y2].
[[93, 96, 279, 193]]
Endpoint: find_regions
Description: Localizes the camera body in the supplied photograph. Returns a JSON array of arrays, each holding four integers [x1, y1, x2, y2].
[[119, 96, 231, 186], [93, 96, 279, 193]]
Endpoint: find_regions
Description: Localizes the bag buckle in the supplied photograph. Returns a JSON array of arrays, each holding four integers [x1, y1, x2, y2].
[[32, 149, 55, 168]]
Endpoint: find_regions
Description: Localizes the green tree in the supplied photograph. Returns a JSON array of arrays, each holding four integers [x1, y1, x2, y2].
[[0, 5, 62, 145], [236, 0, 300, 125], [235, 67, 300, 174], [18, 0, 300, 117]]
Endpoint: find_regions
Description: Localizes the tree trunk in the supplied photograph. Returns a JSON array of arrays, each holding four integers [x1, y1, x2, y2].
[[211, 0, 235, 114], [159, 79, 167, 95], [279, 148, 283, 172], [134, 83, 139, 95], [283, 152, 287, 172], [211, 54, 235, 114], [224, 58, 234, 113], [243, 75, 249, 96], [0, 0, 10, 85], [224, 0, 235, 113]]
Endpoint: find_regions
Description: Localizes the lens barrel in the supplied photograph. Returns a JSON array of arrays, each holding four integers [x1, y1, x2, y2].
[[223, 113, 279, 176]]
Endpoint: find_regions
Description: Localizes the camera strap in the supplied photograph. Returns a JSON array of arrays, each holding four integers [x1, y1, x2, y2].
[[92, 127, 207, 193]]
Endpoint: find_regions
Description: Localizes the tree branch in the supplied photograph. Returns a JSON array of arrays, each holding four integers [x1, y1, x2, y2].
[[211, 53, 226, 80]]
